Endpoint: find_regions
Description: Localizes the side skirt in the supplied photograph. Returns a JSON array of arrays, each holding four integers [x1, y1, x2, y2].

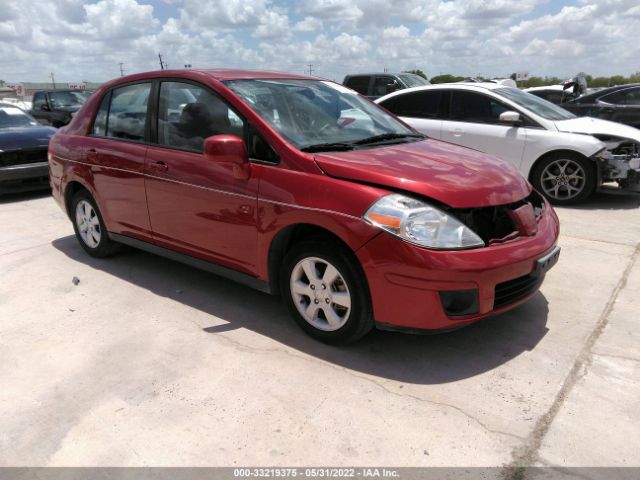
[[109, 233, 272, 294]]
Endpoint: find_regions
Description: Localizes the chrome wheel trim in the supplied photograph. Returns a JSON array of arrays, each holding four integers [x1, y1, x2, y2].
[[75, 200, 101, 248], [290, 256, 352, 332], [540, 159, 586, 201]]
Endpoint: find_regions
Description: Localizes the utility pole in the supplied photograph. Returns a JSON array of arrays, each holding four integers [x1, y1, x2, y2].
[[119, 62, 125, 76], [158, 53, 166, 70], [307, 64, 314, 76], [48, 72, 56, 89]]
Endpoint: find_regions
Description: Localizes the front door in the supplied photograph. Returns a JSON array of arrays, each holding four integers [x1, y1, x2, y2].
[[440, 90, 526, 170], [144, 80, 259, 275]]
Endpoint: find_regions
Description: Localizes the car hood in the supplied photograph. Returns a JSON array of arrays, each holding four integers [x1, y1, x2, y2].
[[0, 126, 57, 151], [555, 117, 640, 142], [313, 139, 531, 208]]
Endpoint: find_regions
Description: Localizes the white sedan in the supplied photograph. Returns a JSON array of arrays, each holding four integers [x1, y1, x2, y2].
[[376, 83, 640, 204]]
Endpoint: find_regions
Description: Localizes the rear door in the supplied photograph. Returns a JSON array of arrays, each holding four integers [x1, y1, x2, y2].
[[378, 90, 444, 139], [144, 80, 260, 275], [85, 82, 153, 238], [440, 90, 527, 169]]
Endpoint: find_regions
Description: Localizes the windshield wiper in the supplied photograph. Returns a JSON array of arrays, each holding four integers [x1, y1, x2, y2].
[[300, 142, 356, 153], [354, 133, 426, 145]]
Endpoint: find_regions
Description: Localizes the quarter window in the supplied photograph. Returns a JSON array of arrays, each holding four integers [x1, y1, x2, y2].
[[449, 91, 510, 124], [92, 93, 110, 136], [105, 83, 151, 141], [157, 81, 244, 153]]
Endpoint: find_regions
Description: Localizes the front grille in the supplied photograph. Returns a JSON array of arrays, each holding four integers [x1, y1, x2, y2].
[[448, 190, 545, 244], [493, 273, 540, 309], [0, 148, 47, 168]]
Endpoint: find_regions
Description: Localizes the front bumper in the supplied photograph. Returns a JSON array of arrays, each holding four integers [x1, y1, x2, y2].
[[0, 162, 50, 193], [356, 204, 560, 331]]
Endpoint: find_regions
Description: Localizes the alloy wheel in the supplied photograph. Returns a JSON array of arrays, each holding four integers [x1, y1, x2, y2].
[[540, 158, 586, 201]]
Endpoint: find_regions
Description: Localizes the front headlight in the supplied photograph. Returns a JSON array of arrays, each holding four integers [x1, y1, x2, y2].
[[364, 194, 484, 249]]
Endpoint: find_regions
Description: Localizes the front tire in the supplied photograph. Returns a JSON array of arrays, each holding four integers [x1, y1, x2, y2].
[[71, 190, 120, 258], [531, 153, 595, 205], [281, 241, 374, 345]]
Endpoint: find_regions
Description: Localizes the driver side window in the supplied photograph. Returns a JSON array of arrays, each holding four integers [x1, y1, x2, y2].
[[450, 91, 511, 124], [157, 81, 244, 153]]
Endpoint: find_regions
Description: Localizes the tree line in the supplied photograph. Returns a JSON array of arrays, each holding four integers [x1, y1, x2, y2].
[[403, 70, 640, 87]]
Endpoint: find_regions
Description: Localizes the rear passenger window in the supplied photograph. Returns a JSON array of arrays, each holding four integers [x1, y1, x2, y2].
[[344, 76, 370, 95], [157, 81, 244, 153], [390, 91, 442, 118], [105, 83, 151, 141]]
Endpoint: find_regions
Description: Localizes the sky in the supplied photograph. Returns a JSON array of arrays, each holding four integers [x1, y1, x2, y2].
[[0, 0, 639, 83]]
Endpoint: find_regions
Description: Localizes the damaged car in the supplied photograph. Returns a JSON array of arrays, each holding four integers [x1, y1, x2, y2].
[[49, 69, 559, 344], [377, 83, 640, 204]]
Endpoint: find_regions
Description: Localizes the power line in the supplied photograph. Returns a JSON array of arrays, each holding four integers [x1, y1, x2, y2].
[[118, 62, 125, 76]]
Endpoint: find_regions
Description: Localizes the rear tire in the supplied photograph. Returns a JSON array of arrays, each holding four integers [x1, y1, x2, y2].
[[281, 241, 374, 345], [71, 190, 120, 258], [531, 152, 595, 205]]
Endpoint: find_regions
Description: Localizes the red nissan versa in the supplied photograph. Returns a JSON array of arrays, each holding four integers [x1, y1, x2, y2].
[[48, 69, 560, 344]]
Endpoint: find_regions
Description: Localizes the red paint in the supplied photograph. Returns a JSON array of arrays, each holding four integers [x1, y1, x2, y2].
[[50, 69, 560, 331]]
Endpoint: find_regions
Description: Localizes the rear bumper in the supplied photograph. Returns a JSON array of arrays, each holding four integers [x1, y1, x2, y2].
[[356, 205, 560, 330], [0, 162, 50, 193]]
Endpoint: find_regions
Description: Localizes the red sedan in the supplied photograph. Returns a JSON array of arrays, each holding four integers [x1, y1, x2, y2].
[[48, 69, 560, 344]]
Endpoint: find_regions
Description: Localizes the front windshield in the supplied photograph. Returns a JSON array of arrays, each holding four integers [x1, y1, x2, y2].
[[398, 74, 430, 87], [496, 87, 576, 121], [49, 91, 88, 107], [0, 106, 38, 128], [225, 79, 417, 150]]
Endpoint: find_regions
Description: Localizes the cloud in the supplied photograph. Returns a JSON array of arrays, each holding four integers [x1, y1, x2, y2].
[[0, 0, 639, 83]]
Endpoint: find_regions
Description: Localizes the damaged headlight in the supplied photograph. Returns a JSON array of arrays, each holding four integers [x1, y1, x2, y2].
[[364, 194, 484, 250]]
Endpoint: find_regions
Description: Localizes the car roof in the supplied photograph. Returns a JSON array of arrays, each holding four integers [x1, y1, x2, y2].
[[344, 73, 412, 77], [577, 83, 640, 101], [378, 82, 507, 99], [525, 85, 566, 92]]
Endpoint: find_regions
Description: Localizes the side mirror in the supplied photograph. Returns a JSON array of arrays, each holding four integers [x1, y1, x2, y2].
[[40, 104, 50, 111], [203, 134, 250, 180], [499, 111, 521, 124]]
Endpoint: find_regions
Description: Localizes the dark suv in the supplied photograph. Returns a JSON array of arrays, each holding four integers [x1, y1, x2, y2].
[[30, 90, 90, 127], [343, 73, 430, 99]]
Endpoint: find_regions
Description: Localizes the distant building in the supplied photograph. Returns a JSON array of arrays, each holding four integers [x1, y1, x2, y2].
[[3, 82, 104, 100]]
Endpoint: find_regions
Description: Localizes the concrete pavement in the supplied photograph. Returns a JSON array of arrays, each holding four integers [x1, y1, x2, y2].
[[0, 190, 638, 471]]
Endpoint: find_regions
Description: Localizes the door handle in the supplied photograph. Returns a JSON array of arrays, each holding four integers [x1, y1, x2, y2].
[[148, 161, 168, 173], [86, 148, 98, 162], [449, 128, 464, 137]]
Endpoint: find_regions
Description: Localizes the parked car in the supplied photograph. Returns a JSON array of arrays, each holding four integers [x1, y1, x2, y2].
[[562, 83, 640, 129], [377, 83, 640, 204], [0, 103, 56, 194], [30, 90, 90, 127], [49, 70, 560, 344], [343, 72, 430, 99]]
